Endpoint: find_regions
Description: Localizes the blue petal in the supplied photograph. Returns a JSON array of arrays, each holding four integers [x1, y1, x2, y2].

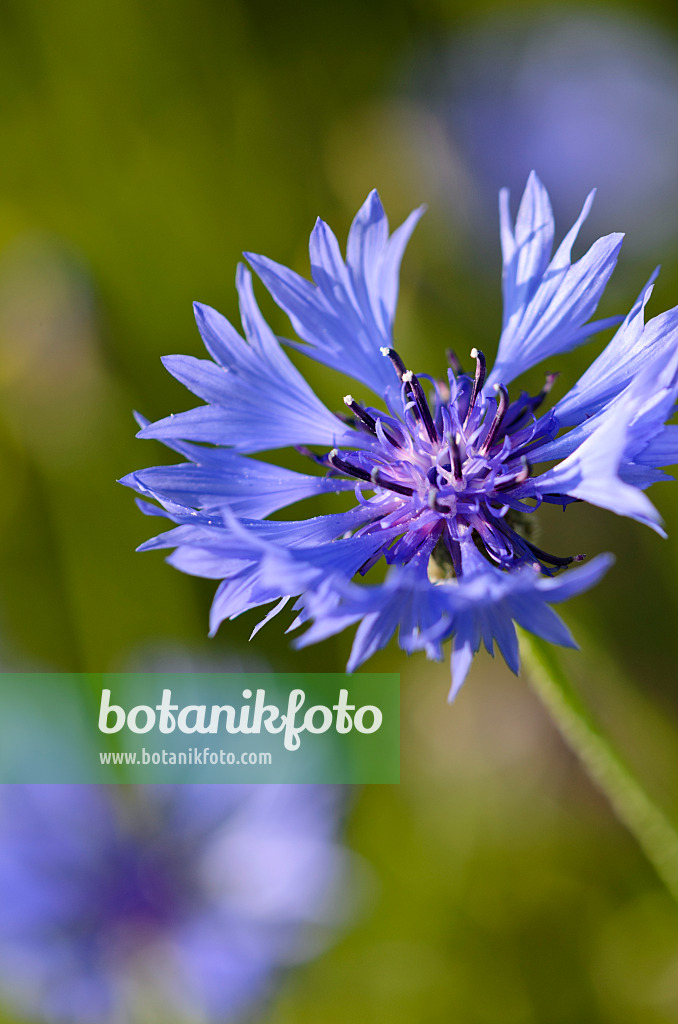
[[529, 374, 668, 534], [166, 546, 245, 580], [553, 273, 678, 429], [447, 553, 612, 698], [139, 503, 373, 554], [296, 567, 448, 670], [208, 533, 390, 637], [487, 173, 623, 389], [293, 543, 612, 698], [160, 354, 232, 404], [250, 596, 291, 639], [137, 524, 247, 557], [255, 527, 399, 596], [208, 566, 281, 633], [293, 601, 364, 650], [530, 349, 678, 469], [449, 632, 477, 702], [145, 504, 396, 637], [535, 553, 615, 602], [231, 505, 376, 546], [498, 170, 555, 331], [483, 604, 519, 674], [507, 596, 576, 648], [246, 190, 424, 398], [346, 605, 403, 673], [121, 453, 357, 520], [138, 266, 356, 453], [636, 424, 678, 469]]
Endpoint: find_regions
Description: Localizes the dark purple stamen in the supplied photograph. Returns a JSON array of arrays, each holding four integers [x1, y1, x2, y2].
[[525, 538, 585, 567], [381, 346, 425, 428], [370, 468, 414, 497], [327, 450, 373, 483], [479, 384, 509, 455], [402, 371, 438, 443], [380, 346, 408, 380], [463, 348, 487, 428], [328, 449, 414, 497], [343, 395, 377, 433], [344, 394, 400, 448], [446, 432, 463, 481]]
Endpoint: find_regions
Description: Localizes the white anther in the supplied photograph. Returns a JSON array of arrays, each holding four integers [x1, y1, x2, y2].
[[402, 370, 414, 383], [470, 347, 479, 359], [343, 394, 354, 406], [380, 346, 390, 356]]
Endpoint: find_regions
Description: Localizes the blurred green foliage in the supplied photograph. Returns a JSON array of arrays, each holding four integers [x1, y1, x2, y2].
[[1, 0, 678, 1021]]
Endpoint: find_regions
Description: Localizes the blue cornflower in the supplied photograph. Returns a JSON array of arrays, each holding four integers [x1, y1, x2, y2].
[[0, 785, 350, 1023], [123, 173, 678, 696]]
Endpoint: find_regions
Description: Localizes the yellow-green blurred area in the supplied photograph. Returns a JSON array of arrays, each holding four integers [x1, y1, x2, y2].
[[1, 0, 678, 1021]]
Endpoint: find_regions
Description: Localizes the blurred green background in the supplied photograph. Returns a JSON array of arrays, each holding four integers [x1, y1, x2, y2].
[[2, 0, 678, 1021]]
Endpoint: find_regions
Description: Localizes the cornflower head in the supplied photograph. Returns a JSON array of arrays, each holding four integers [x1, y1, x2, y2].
[[123, 173, 678, 697], [0, 785, 349, 1023]]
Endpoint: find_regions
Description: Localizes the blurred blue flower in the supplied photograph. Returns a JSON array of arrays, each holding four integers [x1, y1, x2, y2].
[[0, 784, 350, 1023], [408, 10, 678, 255], [123, 174, 678, 695]]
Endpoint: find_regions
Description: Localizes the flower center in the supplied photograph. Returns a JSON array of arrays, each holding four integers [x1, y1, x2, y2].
[[307, 348, 582, 578]]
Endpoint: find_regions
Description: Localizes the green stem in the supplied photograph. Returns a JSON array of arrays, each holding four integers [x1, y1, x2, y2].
[[520, 630, 678, 905]]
